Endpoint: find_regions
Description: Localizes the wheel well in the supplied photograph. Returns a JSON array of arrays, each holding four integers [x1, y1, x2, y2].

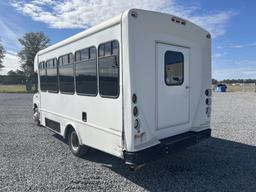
[[65, 124, 74, 139]]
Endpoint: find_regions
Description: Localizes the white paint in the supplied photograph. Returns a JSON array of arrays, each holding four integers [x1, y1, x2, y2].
[[156, 44, 190, 130], [33, 9, 211, 159]]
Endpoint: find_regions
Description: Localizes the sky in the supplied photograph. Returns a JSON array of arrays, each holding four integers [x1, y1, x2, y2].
[[0, 0, 255, 80]]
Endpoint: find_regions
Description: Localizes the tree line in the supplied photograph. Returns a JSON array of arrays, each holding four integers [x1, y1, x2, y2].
[[0, 32, 50, 86], [212, 78, 256, 84]]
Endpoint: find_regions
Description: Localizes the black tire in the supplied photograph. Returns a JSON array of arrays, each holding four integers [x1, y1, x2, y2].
[[68, 128, 89, 157], [33, 107, 40, 126]]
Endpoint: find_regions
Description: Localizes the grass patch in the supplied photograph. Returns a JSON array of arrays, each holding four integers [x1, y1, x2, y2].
[[227, 84, 256, 92], [227, 85, 243, 92], [0, 84, 34, 93], [213, 83, 256, 92]]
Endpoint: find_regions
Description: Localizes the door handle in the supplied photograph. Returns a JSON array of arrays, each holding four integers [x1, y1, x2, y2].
[[82, 112, 87, 122], [185, 85, 189, 89]]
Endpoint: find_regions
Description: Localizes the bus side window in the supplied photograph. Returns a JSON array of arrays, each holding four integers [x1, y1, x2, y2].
[[39, 61, 47, 91], [59, 53, 75, 94], [46, 58, 58, 93], [75, 47, 97, 96], [98, 40, 119, 98], [75, 51, 81, 62]]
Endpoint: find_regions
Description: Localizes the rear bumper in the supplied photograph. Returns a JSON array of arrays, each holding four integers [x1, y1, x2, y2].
[[124, 129, 211, 166]]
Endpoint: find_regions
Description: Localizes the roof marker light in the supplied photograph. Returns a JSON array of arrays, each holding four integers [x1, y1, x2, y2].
[[131, 11, 138, 18], [171, 16, 186, 25]]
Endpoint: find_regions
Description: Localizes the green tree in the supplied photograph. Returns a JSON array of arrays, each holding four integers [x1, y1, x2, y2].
[[212, 78, 218, 85], [18, 32, 50, 81], [0, 39, 5, 70]]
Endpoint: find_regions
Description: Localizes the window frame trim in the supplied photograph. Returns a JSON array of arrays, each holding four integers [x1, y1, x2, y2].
[[39, 61, 47, 92], [74, 46, 98, 97], [98, 39, 120, 99], [58, 52, 75, 95], [164, 50, 185, 86], [45, 57, 59, 93]]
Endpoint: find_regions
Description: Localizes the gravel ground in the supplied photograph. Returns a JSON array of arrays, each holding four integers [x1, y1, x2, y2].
[[0, 92, 256, 192]]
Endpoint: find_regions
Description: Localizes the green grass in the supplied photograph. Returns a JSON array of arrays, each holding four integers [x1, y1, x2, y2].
[[0, 84, 34, 93]]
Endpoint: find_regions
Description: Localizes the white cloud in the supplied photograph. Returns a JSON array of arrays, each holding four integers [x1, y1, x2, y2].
[[213, 59, 256, 80], [229, 42, 256, 49], [0, 19, 22, 52], [213, 52, 228, 58], [6, 50, 18, 56], [10, 0, 235, 38], [191, 11, 235, 38], [213, 66, 256, 80], [0, 53, 21, 75], [215, 42, 256, 49]]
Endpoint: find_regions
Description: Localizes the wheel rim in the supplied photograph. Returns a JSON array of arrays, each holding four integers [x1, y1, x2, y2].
[[71, 131, 79, 151], [33, 108, 39, 122]]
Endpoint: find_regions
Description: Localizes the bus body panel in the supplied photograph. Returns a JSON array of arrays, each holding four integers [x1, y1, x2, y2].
[[38, 23, 124, 158], [33, 9, 211, 162], [124, 9, 211, 152]]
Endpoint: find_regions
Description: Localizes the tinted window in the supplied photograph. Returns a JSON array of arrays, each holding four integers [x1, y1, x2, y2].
[[165, 51, 184, 86], [112, 41, 118, 55], [46, 58, 58, 92], [39, 61, 47, 91], [62, 55, 69, 65], [90, 47, 97, 59], [99, 44, 105, 57], [59, 54, 74, 93], [75, 51, 81, 61], [75, 47, 97, 95], [69, 53, 74, 64], [81, 48, 89, 60], [105, 42, 111, 56], [98, 40, 119, 97]]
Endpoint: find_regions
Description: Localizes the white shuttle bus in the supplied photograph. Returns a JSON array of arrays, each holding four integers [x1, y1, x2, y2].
[[33, 9, 212, 169]]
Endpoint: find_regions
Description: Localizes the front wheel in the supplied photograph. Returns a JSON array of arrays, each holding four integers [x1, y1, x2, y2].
[[33, 106, 40, 126], [68, 129, 89, 157]]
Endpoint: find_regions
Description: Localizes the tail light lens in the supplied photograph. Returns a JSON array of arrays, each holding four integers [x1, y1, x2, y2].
[[132, 94, 140, 132], [132, 94, 137, 104], [205, 89, 212, 96], [133, 106, 138, 116], [205, 98, 212, 105], [134, 119, 140, 131]]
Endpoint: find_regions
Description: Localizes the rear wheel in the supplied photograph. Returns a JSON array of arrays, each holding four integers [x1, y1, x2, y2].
[[68, 128, 89, 157]]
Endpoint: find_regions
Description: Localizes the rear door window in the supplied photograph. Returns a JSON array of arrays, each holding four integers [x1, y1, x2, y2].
[[165, 51, 184, 86]]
